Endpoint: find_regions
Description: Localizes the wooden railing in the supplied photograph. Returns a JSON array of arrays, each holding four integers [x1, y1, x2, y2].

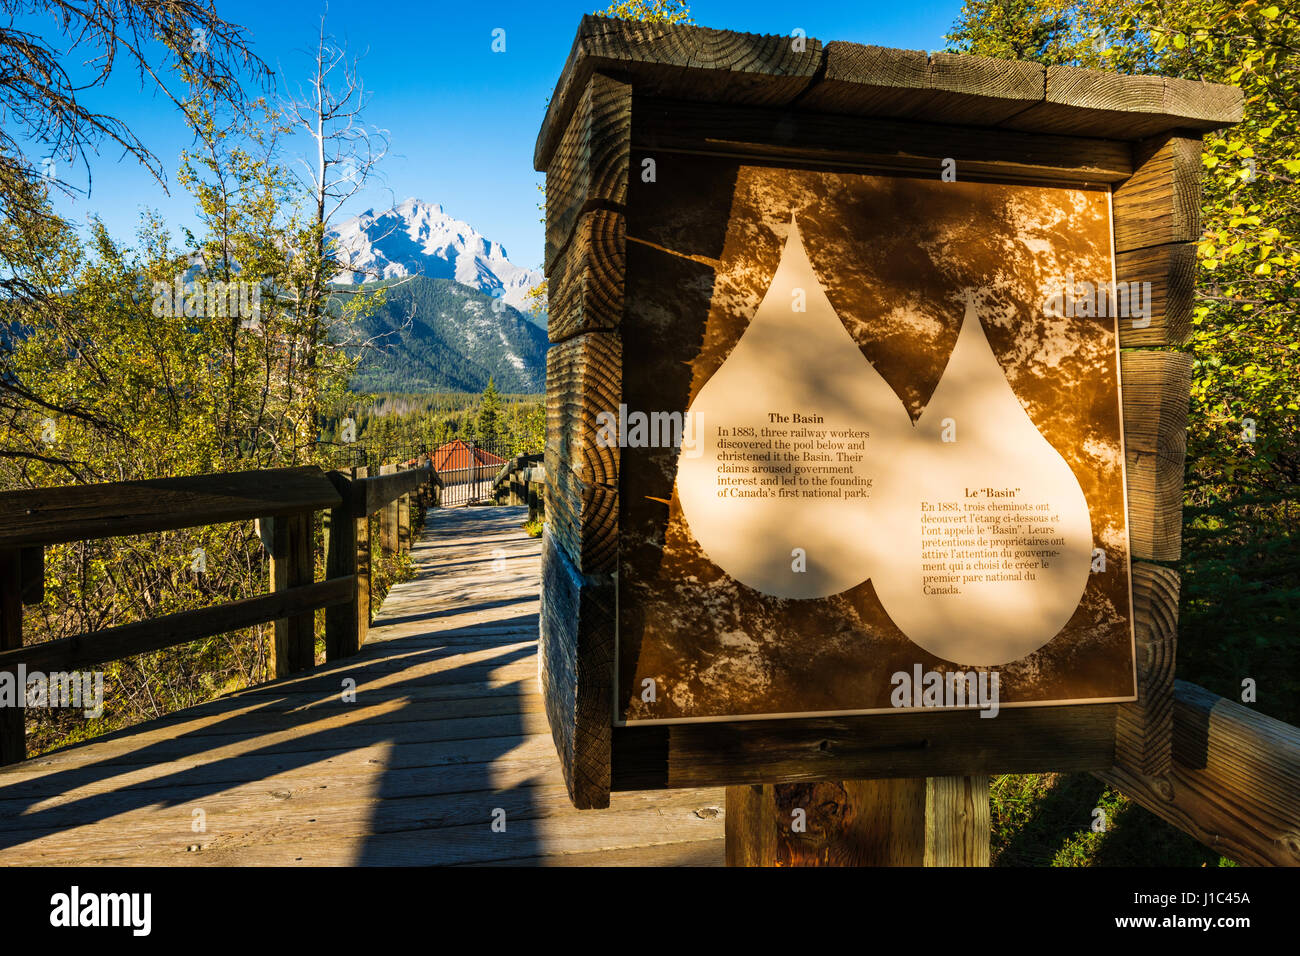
[[1097, 681, 1300, 867], [493, 453, 546, 522], [0, 458, 439, 765]]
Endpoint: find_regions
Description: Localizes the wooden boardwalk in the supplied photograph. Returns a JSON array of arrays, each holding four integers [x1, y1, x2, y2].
[[0, 507, 725, 866]]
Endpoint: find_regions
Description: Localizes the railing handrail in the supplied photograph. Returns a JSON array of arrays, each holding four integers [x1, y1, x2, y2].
[[0, 456, 440, 766], [356, 463, 434, 516], [1097, 679, 1300, 867], [0, 465, 341, 550]]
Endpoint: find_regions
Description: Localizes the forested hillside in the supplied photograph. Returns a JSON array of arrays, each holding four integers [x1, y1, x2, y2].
[[341, 277, 548, 393]]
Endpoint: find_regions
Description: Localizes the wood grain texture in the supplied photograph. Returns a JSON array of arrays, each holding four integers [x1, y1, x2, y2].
[[1097, 681, 1300, 867], [924, 776, 991, 866], [0, 550, 23, 765], [548, 209, 626, 343], [269, 513, 315, 678], [726, 778, 926, 866], [0, 466, 341, 549], [539, 529, 615, 809], [361, 465, 431, 516], [1116, 563, 1179, 777], [1113, 133, 1204, 253], [0, 578, 353, 675], [354, 466, 371, 638], [612, 703, 1116, 790], [634, 96, 1133, 184], [378, 463, 398, 554], [537, 22, 1240, 173], [536, 14, 822, 172], [746, 42, 1045, 127], [0, 509, 726, 865], [546, 331, 620, 495], [1115, 242, 1196, 347], [1121, 350, 1192, 562], [545, 72, 631, 272], [325, 471, 362, 662], [1004, 65, 1244, 138], [546, 457, 617, 575], [725, 776, 989, 866]]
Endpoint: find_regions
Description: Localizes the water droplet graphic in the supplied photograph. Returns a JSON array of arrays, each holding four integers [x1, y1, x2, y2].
[[674, 218, 911, 598], [674, 219, 1092, 666], [869, 296, 1092, 665]]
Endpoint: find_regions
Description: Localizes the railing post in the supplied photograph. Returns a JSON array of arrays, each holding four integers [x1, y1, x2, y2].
[[325, 471, 361, 661], [354, 466, 371, 645], [725, 776, 990, 866], [267, 513, 314, 678], [398, 464, 412, 555], [528, 466, 546, 523], [379, 462, 398, 554], [0, 548, 25, 765]]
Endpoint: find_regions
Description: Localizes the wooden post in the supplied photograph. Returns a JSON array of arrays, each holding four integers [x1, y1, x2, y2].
[[325, 471, 361, 661], [354, 466, 371, 643], [379, 462, 398, 554], [267, 513, 314, 678], [725, 775, 990, 866], [527, 478, 538, 522], [398, 465, 412, 555], [0, 549, 24, 765]]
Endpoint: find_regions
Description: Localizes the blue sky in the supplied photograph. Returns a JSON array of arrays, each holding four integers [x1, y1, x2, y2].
[[38, 0, 965, 271]]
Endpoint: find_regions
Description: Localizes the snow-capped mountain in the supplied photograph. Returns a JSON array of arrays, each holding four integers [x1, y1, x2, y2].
[[330, 198, 543, 320]]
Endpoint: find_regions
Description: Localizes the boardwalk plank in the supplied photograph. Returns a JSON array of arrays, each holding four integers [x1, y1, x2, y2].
[[0, 506, 724, 866]]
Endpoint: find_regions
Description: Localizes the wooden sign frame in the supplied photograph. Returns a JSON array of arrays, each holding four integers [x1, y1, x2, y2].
[[536, 15, 1241, 809]]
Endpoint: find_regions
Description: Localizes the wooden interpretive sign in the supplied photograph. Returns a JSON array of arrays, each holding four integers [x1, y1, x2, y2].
[[622, 165, 1134, 723], [535, 16, 1241, 814]]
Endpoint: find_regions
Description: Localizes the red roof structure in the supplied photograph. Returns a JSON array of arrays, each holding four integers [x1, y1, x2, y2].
[[430, 439, 506, 473]]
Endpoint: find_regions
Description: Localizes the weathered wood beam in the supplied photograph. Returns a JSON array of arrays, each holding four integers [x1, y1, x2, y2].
[[1120, 350, 1192, 562], [324, 471, 362, 662], [536, 15, 821, 172], [18, 547, 42, 606], [0, 577, 353, 676], [633, 96, 1133, 184], [1004, 65, 1244, 139], [268, 514, 315, 678], [536, 21, 1241, 172], [724, 775, 990, 866], [361, 465, 432, 516], [1116, 563, 1179, 776], [612, 704, 1115, 791], [1113, 132, 1204, 253], [1115, 242, 1196, 348], [548, 209, 626, 343], [0, 549, 24, 765], [545, 71, 631, 273], [1098, 681, 1300, 867], [0, 467, 341, 550], [539, 529, 615, 809]]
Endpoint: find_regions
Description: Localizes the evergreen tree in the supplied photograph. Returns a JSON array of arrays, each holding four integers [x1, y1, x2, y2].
[[475, 377, 503, 448]]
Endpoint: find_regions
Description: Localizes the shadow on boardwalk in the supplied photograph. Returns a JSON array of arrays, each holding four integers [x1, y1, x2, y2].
[[0, 507, 724, 866]]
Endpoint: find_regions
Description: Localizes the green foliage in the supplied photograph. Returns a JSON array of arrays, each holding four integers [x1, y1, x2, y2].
[[990, 772, 1234, 866], [596, 0, 693, 24], [0, 91, 398, 754], [475, 377, 503, 446], [948, 0, 1300, 729], [950, 0, 1299, 867]]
